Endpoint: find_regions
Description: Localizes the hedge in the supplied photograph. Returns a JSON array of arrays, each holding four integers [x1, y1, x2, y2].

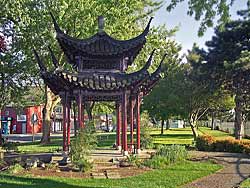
[[196, 135, 250, 154]]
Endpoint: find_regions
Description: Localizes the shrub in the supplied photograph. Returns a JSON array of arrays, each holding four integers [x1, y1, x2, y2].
[[144, 145, 188, 169], [76, 158, 93, 172], [196, 135, 250, 154], [70, 122, 97, 172], [2, 142, 18, 152], [126, 154, 141, 167], [140, 112, 153, 149], [6, 164, 24, 174], [196, 135, 215, 151]]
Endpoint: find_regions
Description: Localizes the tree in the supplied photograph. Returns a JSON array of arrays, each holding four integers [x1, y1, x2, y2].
[[1, 0, 180, 143], [200, 9, 250, 139], [166, 0, 250, 36]]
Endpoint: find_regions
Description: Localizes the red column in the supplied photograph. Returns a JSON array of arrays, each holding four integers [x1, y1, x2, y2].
[[78, 94, 83, 128], [67, 100, 71, 148], [122, 92, 128, 155], [136, 95, 141, 153], [130, 97, 134, 148], [82, 102, 85, 127], [116, 101, 121, 150], [62, 97, 68, 152]]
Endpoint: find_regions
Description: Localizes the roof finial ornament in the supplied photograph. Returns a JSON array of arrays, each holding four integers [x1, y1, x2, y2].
[[98, 16, 105, 33]]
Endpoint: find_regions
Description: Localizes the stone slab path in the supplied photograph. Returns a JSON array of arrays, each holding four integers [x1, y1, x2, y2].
[[184, 151, 250, 188]]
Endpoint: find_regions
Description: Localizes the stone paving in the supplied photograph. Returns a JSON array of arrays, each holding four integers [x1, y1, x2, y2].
[[184, 151, 250, 188]]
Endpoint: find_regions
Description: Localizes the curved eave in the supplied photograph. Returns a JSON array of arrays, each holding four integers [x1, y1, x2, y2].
[[141, 54, 166, 96], [51, 13, 152, 58]]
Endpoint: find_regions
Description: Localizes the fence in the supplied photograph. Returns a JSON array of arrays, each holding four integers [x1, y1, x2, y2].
[[217, 121, 250, 137]]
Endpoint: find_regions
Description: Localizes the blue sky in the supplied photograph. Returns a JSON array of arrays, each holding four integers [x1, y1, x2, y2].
[[152, 0, 247, 54]]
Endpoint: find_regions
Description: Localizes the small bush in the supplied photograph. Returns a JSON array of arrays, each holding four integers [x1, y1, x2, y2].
[[45, 163, 58, 170], [144, 145, 188, 169], [77, 158, 93, 172], [196, 135, 250, 154], [6, 164, 24, 174], [126, 155, 141, 167], [70, 122, 97, 172], [196, 135, 215, 151], [140, 112, 153, 149], [2, 142, 18, 152]]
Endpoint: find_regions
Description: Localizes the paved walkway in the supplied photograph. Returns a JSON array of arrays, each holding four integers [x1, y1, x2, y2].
[[184, 151, 250, 188]]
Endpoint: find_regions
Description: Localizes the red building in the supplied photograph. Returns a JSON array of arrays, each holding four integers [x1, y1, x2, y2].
[[1, 105, 43, 134]]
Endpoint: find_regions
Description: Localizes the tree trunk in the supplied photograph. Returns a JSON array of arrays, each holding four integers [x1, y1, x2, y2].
[[189, 117, 199, 139], [161, 119, 164, 135], [234, 95, 244, 140], [41, 86, 60, 144], [211, 111, 215, 130], [85, 102, 95, 121], [106, 113, 109, 132], [166, 119, 170, 130], [190, 124, 199, 140]]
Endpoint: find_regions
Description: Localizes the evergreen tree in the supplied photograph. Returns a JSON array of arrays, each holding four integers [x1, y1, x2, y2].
[[204, 9, 250, 139]]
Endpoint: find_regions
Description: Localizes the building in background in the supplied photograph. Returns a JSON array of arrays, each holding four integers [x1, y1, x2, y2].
[[0, 105, 43, 134]]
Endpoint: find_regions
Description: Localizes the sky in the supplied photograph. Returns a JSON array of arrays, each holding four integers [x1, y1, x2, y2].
[[152, 0, 248, 55]]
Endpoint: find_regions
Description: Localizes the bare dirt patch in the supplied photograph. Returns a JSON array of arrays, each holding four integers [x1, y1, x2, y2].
[[19, 166, 151, 179]]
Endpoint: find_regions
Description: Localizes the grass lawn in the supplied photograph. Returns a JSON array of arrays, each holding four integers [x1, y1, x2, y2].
[[0, 161, 222, 188], [198, 127, 233, 139], [151, 128, 194, 145], [17, 138, 63, 153], [240, 178, 250, 188], [16, 128, 195, 153]]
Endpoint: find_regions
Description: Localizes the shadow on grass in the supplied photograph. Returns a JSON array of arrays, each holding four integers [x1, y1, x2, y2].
[[152, 134, 194, 139], [0, 174, 102, 188]]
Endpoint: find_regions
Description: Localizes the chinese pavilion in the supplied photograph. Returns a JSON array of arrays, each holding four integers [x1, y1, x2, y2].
[[34, 14, 166, 155]]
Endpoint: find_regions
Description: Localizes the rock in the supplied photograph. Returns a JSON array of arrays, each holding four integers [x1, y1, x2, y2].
[[109, 157, 120, 164], [119, 161, 131, 167], [38, 162, 46, 168], [58, 156, 71, 166], [25, 157, 39, 169]]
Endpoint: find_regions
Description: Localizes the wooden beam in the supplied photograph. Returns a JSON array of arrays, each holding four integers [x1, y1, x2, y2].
[[67, 99, 71, 148], [62, 93, 68, 152], [122, 92, 128, 155], [78, 94, 83, 128], [116, 101, 121, 150], [130, 97, 135, 149], [136, 94, 141, 153]]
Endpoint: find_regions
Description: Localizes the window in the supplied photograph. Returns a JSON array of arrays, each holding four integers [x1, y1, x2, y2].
[[17, 115, 27, 122], [5, 111, 9, 116]]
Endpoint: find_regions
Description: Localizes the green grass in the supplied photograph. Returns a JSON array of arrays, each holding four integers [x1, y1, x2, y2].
[[16, 138, 63, 153], [0, 161, 222, 188], [151, 128, 194, 145], [15, 128, 195, 153], [96, 132, 116, 148], [240, 178, 250, 188], [198, 127, 233, 139]]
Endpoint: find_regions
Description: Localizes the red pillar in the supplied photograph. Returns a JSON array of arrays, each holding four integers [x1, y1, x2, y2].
[[67, 100, 71, 148], [62, 96, 68, 152], [122, 92, 128, 155], [116, 102, 121, 150], [78, 94, 84, 128], [130, 97, 134, 148], [136, 94, 141, 153], [82, 103, 85, 127]]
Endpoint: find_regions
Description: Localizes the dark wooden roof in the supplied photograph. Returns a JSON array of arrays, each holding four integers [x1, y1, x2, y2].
[[33, 49, 164, 95], [50, 13, 153, 67]]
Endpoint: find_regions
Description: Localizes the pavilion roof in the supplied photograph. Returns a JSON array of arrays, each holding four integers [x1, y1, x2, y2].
[[50, 13, 153, 66], [34, 49, 165, 95]]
